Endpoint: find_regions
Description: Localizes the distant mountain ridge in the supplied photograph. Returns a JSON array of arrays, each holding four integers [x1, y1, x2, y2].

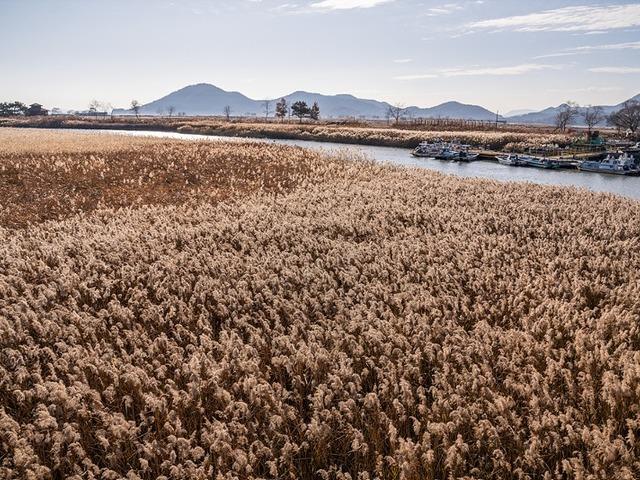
[[112, 83, 499, 121], [506, 94, 640, 126], [112, 83, 639, 125]]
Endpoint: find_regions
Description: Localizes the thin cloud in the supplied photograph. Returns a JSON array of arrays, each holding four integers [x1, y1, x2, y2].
[[534, 40, 640, 59], [574, 41, 640, 52], [441, 63, 562, 77], [394, 73, 439, 80], [589, 66, 640, 74], [395, 63, 561, 80], [548, 86, 623, 93], [468, 4, 640, 33], [310, 0, 394, 10], [426, 3, 463, 16], [534, 52, 585, 59], [393, 58, 413, 64]]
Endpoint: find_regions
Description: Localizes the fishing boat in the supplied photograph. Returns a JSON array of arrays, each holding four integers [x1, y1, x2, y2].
[[412, 141, 447, 158], [578, 153, 639, 175], [454, 147, 479, 162], [522, 156, 561, 169], [497, 154, 527, 166], [434, 147, 460, 160], [624, 142, 640, 160]]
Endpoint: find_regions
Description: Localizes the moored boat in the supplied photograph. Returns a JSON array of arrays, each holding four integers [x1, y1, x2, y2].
[[412, 140, 478, 161], [522, 156, 561, 169], [412, 141, 447, 158], [578, 153, 639, 175], [497, 154, 527, 166], [434, 148, 459, 160], [454, 147, 479, 162]]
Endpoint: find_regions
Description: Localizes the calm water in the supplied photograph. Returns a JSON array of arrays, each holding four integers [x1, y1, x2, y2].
[[70, 128, 640, 201]]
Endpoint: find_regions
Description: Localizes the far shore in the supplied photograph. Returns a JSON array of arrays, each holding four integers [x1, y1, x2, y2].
[[0, 115, 596, 152]]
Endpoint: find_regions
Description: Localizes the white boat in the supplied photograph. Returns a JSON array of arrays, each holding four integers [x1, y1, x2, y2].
[[434, 148, 459, 160], [455, 146, 479, 162], [412, 140, 479, 161], [497, 154, 527, 166], [522, 156, 561, 169], [578, 153, 639, 175], [412, 141, 446, 157]]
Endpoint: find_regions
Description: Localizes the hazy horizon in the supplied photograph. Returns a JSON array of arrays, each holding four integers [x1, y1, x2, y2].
[[2, 0, 639, 112]]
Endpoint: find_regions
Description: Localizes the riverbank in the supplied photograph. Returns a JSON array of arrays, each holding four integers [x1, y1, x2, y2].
[[0, 115, 576, 151]]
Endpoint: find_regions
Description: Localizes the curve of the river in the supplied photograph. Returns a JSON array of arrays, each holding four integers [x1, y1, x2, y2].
[[64, 128, 640, 200]]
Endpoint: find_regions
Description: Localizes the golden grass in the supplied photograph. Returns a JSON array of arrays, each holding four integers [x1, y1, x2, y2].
[[0, 116, 576, 151], [176, 121, 573, 151], [0, 128, 158, 154], [0, 129, 333, 228], [1, 131, 640, 479]]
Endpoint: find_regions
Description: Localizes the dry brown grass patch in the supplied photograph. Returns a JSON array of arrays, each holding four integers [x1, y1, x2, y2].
[[1, 130, 640, 479], [0, 129, 333, 228]]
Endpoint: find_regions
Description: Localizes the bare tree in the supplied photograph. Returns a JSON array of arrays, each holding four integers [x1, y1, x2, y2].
[[88, 99, 101, 117], [608, 100, 640, 136], [223, 105, 232, 121], [384, 107, 392, 125], [262, 100, 272, 120], [130, 100, 141, 119], [582, 105, 605, 137], [387, 103, 406, 124], [168, 106, 176, 118], [554, 101, 579, 132], [102, 102, 113, 120]]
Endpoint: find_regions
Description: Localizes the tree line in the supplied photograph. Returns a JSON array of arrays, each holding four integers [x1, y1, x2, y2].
[[222, 99, 321, 123], [554, 100, 640, 135], [0, 101, 48, 116], [3, 96, 638, 135]]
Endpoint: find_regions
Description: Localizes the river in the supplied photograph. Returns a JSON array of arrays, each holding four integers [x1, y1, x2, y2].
[[71, 128, 640, 200]]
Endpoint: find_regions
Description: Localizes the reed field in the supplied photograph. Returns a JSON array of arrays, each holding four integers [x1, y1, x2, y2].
[[0, 129, 330, 228], [0, 116, 576, 151], [1, 129, 640, 479]]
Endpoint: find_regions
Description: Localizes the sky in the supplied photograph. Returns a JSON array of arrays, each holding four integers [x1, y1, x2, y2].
[[1, 0, 639, 113]]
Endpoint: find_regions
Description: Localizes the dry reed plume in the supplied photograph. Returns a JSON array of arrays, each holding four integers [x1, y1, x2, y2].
[[0, 129, 330, 228], [175, 122, 573, 151], [1, 130, 640, 479], [0, 116, 575, 151]]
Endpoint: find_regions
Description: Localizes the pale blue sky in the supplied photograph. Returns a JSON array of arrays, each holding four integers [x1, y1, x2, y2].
[[1, 0, 639, 112]]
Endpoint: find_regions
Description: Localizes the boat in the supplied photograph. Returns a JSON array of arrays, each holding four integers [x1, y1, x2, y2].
[[522, 156, 561, 169], [412, 141, 478, 161], [454, 147, 479, 162], [412, 141, 447, 158], [578, 153, 639, 175], [434, 147, 460, 160], [624, 142, 640, 160], [497, 154, 527, 166]]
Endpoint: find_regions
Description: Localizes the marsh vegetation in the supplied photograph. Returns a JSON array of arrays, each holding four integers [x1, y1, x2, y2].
[[1, 130, 639, 479]]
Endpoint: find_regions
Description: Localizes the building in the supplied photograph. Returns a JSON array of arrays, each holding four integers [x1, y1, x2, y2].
[[25, 103, 49, 116]]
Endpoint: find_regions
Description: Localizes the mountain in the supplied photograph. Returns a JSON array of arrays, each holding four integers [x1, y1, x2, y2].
[[407, 101, 499, 121], [111, 84, 639, 125], [112, 83, 500, 120], [112, 83, 261, 116], [507, 94, 640, 126], [504, 109, 535, 117], [281, 91, 389, 118]]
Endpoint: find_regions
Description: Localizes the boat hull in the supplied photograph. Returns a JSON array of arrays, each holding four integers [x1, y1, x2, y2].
[[577, 166, 638, 175], [523, 160, 560, 170]]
